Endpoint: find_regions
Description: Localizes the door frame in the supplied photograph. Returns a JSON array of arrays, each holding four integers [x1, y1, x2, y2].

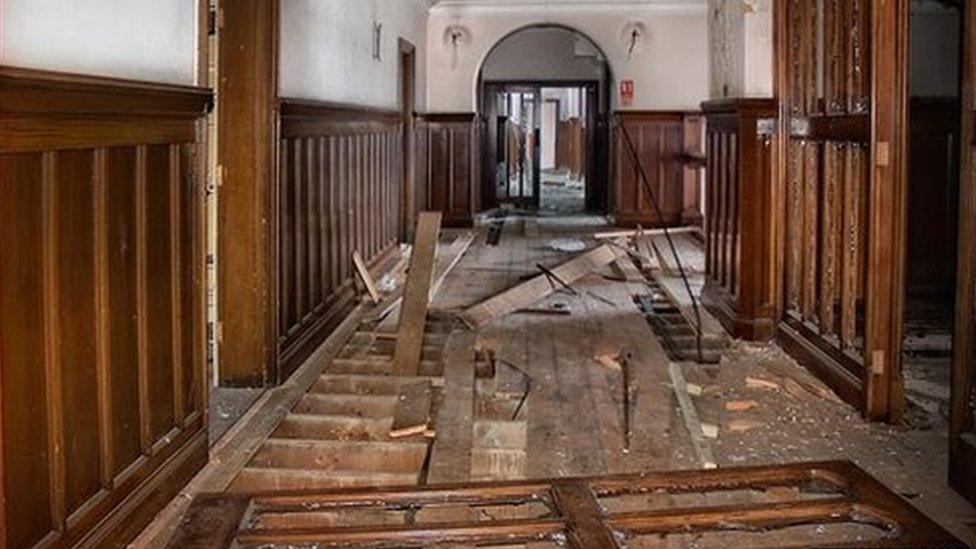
[[951, 0, 976, 507], [479, 80, 602, 212]]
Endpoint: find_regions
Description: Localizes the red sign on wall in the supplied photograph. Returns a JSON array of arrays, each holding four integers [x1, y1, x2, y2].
[[620, 80, 634, 107]]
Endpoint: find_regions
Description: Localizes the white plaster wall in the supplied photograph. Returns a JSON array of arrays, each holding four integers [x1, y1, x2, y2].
[[0, 0, 199, 85], [279, 0, 429, 110], [427, 1, 709, 112]]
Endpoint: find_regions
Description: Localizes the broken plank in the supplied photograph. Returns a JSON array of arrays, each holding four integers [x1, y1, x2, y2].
[[669, 362, 717, 469], [353, 250, 382, 304], [390, 380, 434, 439], [393, 212, 442, 375], [461, 244, 617, 327], [593, 226, 700, 240]]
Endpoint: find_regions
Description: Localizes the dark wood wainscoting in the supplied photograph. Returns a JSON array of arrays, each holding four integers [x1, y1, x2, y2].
[[612, 112, 696, 228], [417, 113, 483, 228], [907, 97, 960, 300], [701, 99, 778, 341], [276, 100, 403, 381], [0, 67, 211, 548]]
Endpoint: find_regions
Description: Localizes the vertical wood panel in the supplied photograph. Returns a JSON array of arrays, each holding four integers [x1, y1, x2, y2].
[[0, 152, 54, 548], [55, 150, 103, 516], [105, 147, 143, 476], [145, 145, 176, 444]]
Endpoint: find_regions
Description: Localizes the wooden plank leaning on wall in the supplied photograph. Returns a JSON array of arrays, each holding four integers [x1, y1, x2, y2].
[[0, 66, 212, 548]]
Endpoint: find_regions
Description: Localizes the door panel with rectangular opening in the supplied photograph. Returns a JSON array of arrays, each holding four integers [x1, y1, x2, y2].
[[950, 0, 976, 507]]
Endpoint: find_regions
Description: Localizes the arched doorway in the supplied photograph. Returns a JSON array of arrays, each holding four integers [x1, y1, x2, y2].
[[476, 25, 612, 215]]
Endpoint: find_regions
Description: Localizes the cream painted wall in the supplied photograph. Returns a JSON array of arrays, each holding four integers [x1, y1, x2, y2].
[[0, 0, 199, 85], [427, 1, 709, 112], [279, 0, 429, 110]]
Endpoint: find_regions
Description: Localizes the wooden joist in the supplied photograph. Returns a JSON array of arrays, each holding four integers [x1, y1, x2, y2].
[[393, 212, 442, 375], [461, 245, 617, 327]]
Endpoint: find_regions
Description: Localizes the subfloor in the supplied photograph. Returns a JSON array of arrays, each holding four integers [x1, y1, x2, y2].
[[141, 215, 976, 547]]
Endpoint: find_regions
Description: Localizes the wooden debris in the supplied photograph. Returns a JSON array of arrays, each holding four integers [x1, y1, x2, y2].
[[390, 381, 434, 439], [746, 376, 781, 391], [393, 212, 442, 375], [725, 400, 759, 412], [593, 352, 622, 371], [352, 250, 382, 304], [668, 362, 718, 469], [763, 361, 843, 403], [593, 226, 699, 240], [727, 419, 764, 433], [461, 245, 617, 327]]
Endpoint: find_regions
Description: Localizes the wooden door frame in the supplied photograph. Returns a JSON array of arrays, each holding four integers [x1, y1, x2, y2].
[[216, 0, 280, 387], [480, 80, 601, 212], [951, 0, 976, 506], [398, 38, 417, 243], [866, 0, 911, 422]]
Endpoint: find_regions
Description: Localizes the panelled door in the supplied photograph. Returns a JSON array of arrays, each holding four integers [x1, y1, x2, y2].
[[950, 0, 976, 507]]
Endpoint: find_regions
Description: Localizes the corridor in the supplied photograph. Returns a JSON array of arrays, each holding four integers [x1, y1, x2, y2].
[[1, 0, 975, 547]]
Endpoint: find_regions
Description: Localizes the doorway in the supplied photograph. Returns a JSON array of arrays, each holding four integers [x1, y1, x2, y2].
[[476, 25, 611, 215]]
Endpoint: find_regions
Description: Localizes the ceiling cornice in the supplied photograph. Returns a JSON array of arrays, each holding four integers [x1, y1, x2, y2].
[[430, 1, 706, 15]]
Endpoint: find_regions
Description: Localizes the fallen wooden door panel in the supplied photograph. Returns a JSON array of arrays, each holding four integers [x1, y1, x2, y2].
[[393, 212, 442, 375], [169, 461, 964, 548], [461, 244, 617, 327]]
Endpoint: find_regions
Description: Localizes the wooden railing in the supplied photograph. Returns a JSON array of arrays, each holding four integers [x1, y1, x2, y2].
[[701, 99, 778, 340]]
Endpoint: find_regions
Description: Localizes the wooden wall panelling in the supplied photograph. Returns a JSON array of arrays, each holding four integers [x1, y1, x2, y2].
[[701, 99, 778, 341], [681, 113, 706, 227], [612, 112, 686, 228], [950, 0, 976, 506], [419, 114, 482, 228], [275, 100, 404, 381], [0, 67, 211, 548], [906, 98, 960, 299]]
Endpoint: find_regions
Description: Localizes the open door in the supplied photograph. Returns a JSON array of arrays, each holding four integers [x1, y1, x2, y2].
[[950, 0, 976, 507]]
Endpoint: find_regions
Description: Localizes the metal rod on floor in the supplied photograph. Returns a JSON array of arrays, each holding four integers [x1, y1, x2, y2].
[[618, 120, 705, 364]]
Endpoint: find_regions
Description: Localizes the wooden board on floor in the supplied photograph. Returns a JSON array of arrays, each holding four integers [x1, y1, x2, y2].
[[461, 245, 617, 327], [390, 380, 434, 439], [169, 462, 966, 548], [651, 269, 725, 339], [427, 330, 476, 483], [373, 232, 475, 330], [393, 212, 442, 375]]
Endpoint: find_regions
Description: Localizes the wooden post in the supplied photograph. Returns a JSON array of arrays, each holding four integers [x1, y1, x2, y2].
[[864, 0, 909, 421]]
